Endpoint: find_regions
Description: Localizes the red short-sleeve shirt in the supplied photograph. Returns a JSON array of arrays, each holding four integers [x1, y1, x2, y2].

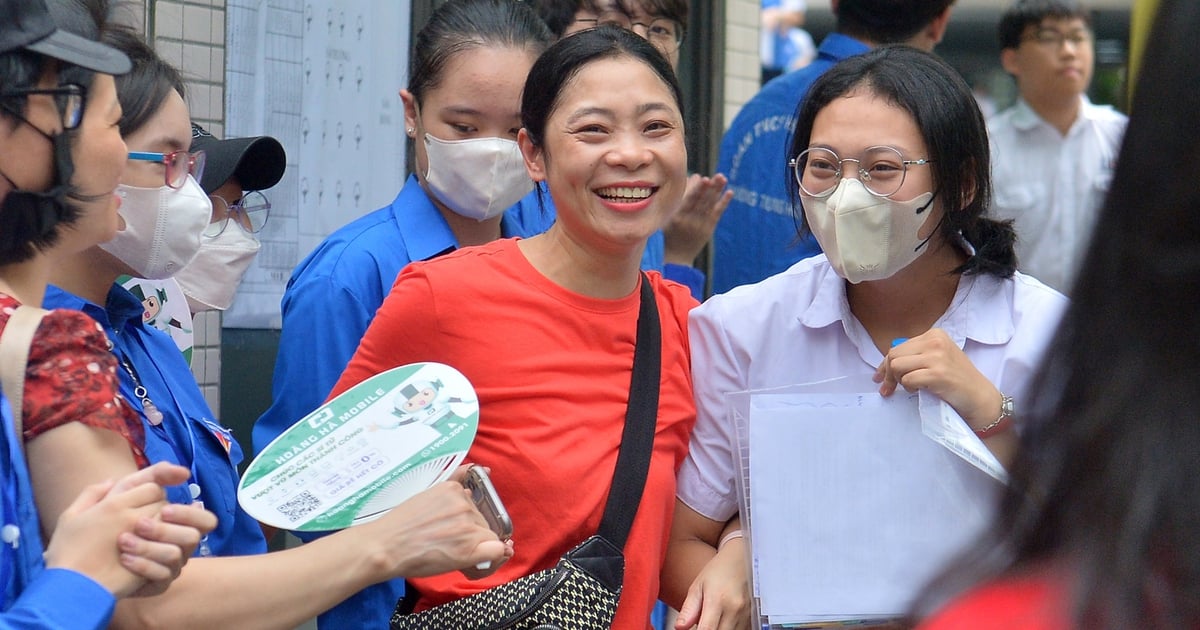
[[1, 295, 147, 466]]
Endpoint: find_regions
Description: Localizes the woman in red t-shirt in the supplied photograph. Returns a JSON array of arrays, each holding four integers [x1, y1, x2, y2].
[[334, 27, 699, 629]]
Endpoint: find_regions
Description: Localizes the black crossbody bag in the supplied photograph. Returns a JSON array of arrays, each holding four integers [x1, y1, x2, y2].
[[390, 274, 661, 630]]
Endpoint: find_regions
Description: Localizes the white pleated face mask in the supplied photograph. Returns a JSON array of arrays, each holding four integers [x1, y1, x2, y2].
[[803, 178, 936, 284], [101, 175, 212, 279], [174, 225, 261, 312], [422, 134, 534, 221]]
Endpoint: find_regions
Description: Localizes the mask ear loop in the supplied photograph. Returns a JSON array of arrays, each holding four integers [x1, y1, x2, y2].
[[0, 110, 79, 244], [911, 190, 943, 253]]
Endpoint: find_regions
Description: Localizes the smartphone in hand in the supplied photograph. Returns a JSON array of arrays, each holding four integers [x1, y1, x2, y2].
[[463, 466, 513, 541]]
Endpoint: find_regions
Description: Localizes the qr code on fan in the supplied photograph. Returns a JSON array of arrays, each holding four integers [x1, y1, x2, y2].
[[277, 491, 322, 522]]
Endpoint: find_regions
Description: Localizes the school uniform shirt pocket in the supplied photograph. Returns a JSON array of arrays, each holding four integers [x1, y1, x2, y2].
[[992, 183, 1048, 247]]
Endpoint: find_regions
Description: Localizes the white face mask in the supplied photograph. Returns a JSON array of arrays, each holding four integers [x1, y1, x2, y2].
[[101, 175, 212, 279], [803, 178, 937, 284], [422, 134, 534, 222], [174, 225, 262, 312]]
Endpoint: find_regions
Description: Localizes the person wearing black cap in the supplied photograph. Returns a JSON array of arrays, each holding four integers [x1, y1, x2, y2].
[[174, 123, 286, 313], [0, 0, 216, 624]]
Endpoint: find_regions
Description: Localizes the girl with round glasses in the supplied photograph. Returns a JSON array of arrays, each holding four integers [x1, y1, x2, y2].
[[664, 45, 1070, 626]]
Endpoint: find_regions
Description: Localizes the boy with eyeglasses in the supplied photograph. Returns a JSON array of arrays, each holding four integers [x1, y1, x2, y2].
[[989, 0, 1127, 294]]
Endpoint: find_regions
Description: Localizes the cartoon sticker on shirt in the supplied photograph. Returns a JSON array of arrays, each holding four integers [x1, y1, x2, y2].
[[120, 276, 194, 365]]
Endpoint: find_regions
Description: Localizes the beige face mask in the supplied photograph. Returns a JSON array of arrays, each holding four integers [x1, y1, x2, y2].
[[174, 225, 261, 312], [802, 178, 936, 284]]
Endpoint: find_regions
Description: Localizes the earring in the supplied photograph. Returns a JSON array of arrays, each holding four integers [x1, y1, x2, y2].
[[406, 127, 415, 136]]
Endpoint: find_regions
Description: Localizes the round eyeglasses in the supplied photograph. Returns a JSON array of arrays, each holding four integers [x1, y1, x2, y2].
[[790, 146, 933, 198], [127, 149, 206, 190], [631, 18, 684, 54], [0, 83, 86, 130], [205, 191, 270, 237], [574, 16, 684, 55]]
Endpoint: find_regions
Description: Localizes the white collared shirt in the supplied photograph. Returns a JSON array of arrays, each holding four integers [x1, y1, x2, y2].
[[987, 97, 1127, 293], [677, 255, 1068, 521]]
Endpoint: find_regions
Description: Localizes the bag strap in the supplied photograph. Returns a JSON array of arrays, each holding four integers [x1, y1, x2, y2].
[[596, 273, 661, 549], [0, 305, 49, 453]]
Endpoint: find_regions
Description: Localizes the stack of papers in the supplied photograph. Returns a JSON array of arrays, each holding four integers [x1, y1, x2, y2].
[[734, 387, 1004, 628]]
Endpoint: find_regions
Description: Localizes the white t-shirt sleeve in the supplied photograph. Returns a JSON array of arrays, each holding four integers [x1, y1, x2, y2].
[[677, 300, 745, 523]]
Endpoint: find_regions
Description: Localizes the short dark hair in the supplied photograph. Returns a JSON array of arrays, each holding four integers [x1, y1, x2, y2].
[[789, 45, 1016, 279], [521, 25, 683, 149], [0, 54, 51, 126], [409, 0, 553, 106], [621, 0, 689, 32], [530, 0, 606, 39], [835, 0, 956, 44], [531, 0, 688, 39], [0, 0, 109, 265], [999, 0, 1093, 50]]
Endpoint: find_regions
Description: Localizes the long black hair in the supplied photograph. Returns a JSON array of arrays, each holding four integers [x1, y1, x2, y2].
[[788, 45, 1017, 279], [916, 1, 1200, 626]]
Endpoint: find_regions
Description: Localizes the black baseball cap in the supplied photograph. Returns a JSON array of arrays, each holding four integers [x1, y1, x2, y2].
[[0, 0, 131, 75], [190, 123, 286, 194]]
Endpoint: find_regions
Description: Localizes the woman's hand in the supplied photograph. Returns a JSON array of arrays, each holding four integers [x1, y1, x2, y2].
[[873, 329, 1002, 429], [359, 465, 509, 581], [662, 173, 733, 267], [44, 462, 215, 599], [675, 535, 750, 630]]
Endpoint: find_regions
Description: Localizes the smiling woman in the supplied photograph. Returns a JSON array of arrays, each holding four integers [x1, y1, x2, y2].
[[518, 26, 688, 294], [332, 26, 699, 629]]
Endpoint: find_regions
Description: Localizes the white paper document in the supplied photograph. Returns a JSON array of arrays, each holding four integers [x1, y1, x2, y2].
[[745, 390, 1003, 626]]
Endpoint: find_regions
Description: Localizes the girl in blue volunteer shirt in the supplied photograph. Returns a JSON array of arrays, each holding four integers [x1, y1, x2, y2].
[[255, 0, 554, 466], [41, 8, 508, 629], [254, 4, 552, 625]]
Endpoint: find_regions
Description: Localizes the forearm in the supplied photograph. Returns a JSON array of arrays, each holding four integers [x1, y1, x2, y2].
[[662, 537, 717, 608], [980, 429, 1018, 469], [109, 477, 505, 629], [660, 500, 726, 608], [110, 530, 383, 630]]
